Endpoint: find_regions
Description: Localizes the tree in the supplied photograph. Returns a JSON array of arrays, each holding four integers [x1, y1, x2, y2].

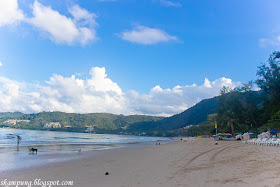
[[267, 110, 280, 131], [217, 83, 261, 133], [234, 81, 253, 92], [220, 86, 232, 95], [217, 89, 243, 133], [256, 51, 280, 96], [256, 51, 280, 120]]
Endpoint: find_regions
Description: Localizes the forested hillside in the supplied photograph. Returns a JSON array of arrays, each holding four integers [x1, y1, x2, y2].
[[0, 96, 220, 136], [127, 97, 219, 135], [0, 112, 164, 133], [0, 112, 23, 118], [182, 51, 280, 136]]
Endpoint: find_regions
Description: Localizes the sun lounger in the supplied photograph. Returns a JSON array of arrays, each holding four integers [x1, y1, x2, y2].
[[255, 138, 262, 145], [259, 138, 268, 145], [266, 139, 274, 146], [273, 139, 280, 146]]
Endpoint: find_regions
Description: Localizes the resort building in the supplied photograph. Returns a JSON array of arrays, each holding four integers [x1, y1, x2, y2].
[[85, 125, 95, 133], [183, 125, 193, 130], [43, 122, 62, 129], [63, 125, 71, 128], [121, 126, 128, 130], [4, 119, 30, 125]]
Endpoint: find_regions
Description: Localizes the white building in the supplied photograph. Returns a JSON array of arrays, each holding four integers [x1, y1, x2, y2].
[[43, 122, 61, 129], [4, 119, 30, 125]]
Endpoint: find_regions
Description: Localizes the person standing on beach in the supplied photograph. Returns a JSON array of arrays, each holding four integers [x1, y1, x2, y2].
[[17, 135, 21, 151]]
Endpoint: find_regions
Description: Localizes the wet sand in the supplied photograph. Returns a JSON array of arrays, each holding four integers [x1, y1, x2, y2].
[[1, 138, 280, 187]]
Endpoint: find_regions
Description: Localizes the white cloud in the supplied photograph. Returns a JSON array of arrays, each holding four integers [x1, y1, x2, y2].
[[204, 78, 212, 88], [69, 5, 98, 27], [0, 0, 24, 27], [0, 77, 39, 113], [28, 1, 97, 45], [0, 67, 129, 114], [160, 0, 182, 7], [259, 35, 280, 48], [0, 67, 240, 116], [127, 77, 240, 116], [39, 67, 127, 114], [119, 25, 178, 45], [0, 61, 2, 67]]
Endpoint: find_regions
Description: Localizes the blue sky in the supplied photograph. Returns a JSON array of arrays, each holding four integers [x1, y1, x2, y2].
[[0, 0, 279, 116]]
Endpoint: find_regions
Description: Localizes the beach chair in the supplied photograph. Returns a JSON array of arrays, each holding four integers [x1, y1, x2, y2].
[[266, 139, 275, 146], [247, 139, 254, 144], [264, 138, 270, 146], [255, 138, 262, 145], [273, 139, 280, 146], [260, 138, 268, 145], [270, 139, 278, 146], [259, 138, 264, 145], [264, 138, 270, 145], [251, 138, 257, 144]]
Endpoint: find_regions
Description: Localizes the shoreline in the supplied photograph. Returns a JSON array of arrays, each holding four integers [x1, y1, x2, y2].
[[2, 138, 280, 186], [0, 139, 171, 173], [0, 128, 173, 173]]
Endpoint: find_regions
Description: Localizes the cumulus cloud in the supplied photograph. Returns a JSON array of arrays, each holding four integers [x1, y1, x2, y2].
[[127, 77, 240, 116], [159, 0, 182, 7], [0, 67, 128, 114], [259, 35, 280, 48], [0, 77, 40, 113], [38, 67, 128, 114], [119, 25, 178, 45], [0, 0, 24, 27], [0, 67, 240, 116], [28, 1, 97, 45]]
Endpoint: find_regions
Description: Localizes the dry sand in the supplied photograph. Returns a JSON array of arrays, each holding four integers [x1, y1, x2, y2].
[[1, 138, 280, 187]]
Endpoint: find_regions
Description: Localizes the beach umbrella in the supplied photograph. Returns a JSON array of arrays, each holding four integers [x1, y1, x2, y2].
[[270, 130, 278, 134]]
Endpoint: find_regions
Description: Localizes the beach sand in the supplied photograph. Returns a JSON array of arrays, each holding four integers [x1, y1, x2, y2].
[[1, 138, 280, 187]]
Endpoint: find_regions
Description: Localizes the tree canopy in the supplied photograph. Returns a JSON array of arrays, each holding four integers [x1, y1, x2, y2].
[[215, 51, 280, 134]]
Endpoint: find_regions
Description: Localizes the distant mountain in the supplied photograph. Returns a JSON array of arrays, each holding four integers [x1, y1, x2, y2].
[[0, 112, 24, 118], [1, 111, 164, 132], [0, 97, 219, 136], [128, 96, 219, 132]]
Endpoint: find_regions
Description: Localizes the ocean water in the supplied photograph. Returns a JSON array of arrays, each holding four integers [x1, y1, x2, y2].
[[0, 128, 169, 172]]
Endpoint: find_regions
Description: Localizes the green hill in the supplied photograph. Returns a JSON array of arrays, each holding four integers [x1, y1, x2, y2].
[[0, 97, 220, 136], [127, 97, 219, 134], [0, 112, 164, 133], [0, 112, 24, 118]]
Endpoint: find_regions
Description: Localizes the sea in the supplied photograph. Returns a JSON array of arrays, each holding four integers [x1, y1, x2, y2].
[[0, 128, 171, 172]]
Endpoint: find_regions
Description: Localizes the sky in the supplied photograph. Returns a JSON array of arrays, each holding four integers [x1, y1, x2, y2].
[[0, 0, 280, 116]]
